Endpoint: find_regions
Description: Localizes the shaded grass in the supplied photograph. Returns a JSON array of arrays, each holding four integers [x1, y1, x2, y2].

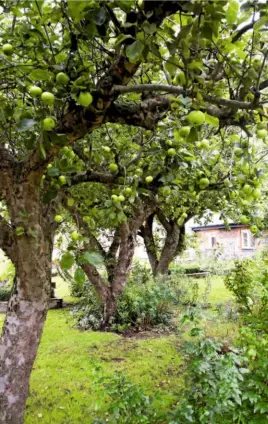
[[0, 311, 183, 423]]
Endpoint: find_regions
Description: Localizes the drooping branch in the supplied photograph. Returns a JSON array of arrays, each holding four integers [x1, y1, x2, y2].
[[0, 215, 16, 262], [105, 97, 170, 130]]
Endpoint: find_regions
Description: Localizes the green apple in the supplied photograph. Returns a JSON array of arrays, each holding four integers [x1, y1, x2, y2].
[[167, 148, 176, 156], [165, 140, 173, 146], [124, 187, 132, 195], [136, 168, 143, 176], [252, 188, 261, 199], [162, 187, 171, 196], [67, 198, 74, 207], [234, 147, 243, 156], [109, 163, 118, 173], [257, 129, 267, 139], [29, 86, 42, 98], [181, 212, 188, 219], [42, 117, 56, 131], [198, 177, 209, 188], [41, 91, 55, 106], [102, 146, 111, 153], [250, 225, 258, 233], [62, 146, 70, 154], [186, 110, 205, 126], [118, 194, 125, 202], [56, 72, 70, 85], [240, 215, 250, 224], [145, 176, 153, 183], [111, 194, 118, 202], [47, 164, 52, 169], [71, 231, 80, 241], [3, 43, 13, 55], [77, 92, 93, 107], [242, 184, 252, 195], [83, 147, 89, 154], [179, 126, 191, 137], [59, 175, 66, 185], [200, 139, 209, 149], [54, 215, 63, 223]]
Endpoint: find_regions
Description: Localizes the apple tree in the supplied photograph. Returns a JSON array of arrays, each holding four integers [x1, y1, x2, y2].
[[0, 1, 268, 423]]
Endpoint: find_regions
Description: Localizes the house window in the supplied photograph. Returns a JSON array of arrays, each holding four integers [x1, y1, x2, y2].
[[210, 236, 217, 248], [241, 230, 255, 249]]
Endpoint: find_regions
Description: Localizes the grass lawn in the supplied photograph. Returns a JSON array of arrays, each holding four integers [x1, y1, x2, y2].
[[0, 274, 235, 423]]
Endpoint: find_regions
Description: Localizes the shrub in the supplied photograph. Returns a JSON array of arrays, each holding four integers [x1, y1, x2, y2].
[[73, 264, 177, 332], [93, 372, 158, 424]]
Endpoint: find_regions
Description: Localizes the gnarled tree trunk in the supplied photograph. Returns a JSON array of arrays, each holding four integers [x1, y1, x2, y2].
[[0, 179, 54, 424], [140, 212, 185, 278]]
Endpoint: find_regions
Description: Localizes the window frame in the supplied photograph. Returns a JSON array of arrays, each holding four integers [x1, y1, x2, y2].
[[210, 236, 217, 249], [241, 229, 255, 249]]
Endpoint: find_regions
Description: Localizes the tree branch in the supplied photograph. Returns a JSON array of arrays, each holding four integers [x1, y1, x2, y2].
[[105, 97, 170, 129], [113, 84, 254, 110], [69, 170, 117, 187]]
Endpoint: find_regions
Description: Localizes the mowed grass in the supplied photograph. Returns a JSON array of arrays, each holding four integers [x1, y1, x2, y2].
[[0, 275, 234, 423]]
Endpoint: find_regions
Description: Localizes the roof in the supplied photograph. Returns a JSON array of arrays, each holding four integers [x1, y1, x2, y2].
[[192, 223, 247, 232]]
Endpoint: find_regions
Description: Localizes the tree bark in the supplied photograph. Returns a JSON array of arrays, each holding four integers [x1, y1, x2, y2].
[[0, 180, 54, 424], [154, 223, 181, 277]]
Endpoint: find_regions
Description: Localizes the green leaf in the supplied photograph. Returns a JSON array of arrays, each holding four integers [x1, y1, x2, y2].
[[205, 113, 219, 127], [126, 40, 144, 63], [67, 0, 89, 23], [253, 16, 268, 31], [29, 69, 54, 81], [38, 141, 46, 160], [74, 267, 86, 285], [60, 253, 75, 270], [226, 1, 240, 25], [186, 127, 199, 143], [94, 7, 107, 26], [114, 33, 133, 47], [78, 251, 103, 266], [47, 167, 59, 177], [17, 118, 36, 132], [15, 226, 24, 236], [142, 21, 157, 34]]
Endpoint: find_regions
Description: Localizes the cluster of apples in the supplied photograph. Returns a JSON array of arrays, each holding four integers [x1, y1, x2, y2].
[[27, 71, 93, 131]]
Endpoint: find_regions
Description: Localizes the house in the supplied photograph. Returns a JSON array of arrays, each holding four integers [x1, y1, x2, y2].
[[184, 214, 267, 261]]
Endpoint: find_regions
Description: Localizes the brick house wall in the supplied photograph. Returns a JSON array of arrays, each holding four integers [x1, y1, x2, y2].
[[193, 225, 262, 260]]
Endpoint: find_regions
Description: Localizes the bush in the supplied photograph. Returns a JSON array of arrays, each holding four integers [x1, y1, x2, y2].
[[171, 255, 268, 424], [73, 264, 176, 332], [93, 372, 158, 424], [0, 286, 11, 301]]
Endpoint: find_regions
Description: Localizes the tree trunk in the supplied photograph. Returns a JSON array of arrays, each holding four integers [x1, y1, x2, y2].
[[0, 180, 53, 424], [154, 224, 181, 277]]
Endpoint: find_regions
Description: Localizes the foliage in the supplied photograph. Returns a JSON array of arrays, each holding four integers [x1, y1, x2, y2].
[[170, 337, 247, 424], [173, 254, 268, 424], [0, 257, 15, 285], [93, 372, 157, 424], [0, 286, 11, 301]]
